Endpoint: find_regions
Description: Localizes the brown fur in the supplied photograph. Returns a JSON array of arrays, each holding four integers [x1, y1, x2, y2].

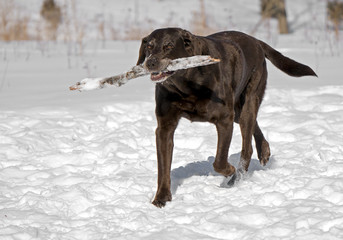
[[136, 28, 317, 207]]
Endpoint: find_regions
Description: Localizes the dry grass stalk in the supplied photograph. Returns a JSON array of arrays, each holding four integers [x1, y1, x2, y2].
[[327, 0, 343, 39], [124, 26, 154, 40], [190, 0, 215, 36], [0, 0, 30, 41], [98, 20, 105, 41]]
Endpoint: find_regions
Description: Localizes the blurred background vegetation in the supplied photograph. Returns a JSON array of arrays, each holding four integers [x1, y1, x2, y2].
[[0, 0, 342, 42]]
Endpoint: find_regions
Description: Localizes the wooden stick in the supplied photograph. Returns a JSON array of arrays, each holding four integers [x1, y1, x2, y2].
[[69, 56, 220, 91]]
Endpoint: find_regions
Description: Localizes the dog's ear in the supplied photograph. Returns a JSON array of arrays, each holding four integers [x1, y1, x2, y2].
[[136, 37, 148, 65], [181, 30, 194, 54]]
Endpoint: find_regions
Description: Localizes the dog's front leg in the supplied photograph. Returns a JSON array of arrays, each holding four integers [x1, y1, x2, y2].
[[213, 115, 236, 177], [152, 115, 180, 208]]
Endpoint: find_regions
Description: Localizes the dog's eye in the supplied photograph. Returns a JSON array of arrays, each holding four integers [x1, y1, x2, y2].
[[164, 43, 174, 51], [147, 43, 154, 50]]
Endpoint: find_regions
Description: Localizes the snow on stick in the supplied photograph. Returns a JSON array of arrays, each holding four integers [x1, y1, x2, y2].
[[69, 55, 220, 91]]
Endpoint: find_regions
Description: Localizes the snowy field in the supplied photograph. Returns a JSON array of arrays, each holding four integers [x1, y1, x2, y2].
[[1, 0, 343, 239]]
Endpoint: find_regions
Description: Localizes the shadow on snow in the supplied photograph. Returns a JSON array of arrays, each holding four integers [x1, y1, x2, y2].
[[171, 153, 275, 194]]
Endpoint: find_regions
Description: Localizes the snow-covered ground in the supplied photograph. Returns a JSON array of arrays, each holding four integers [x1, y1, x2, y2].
[[1, 0, 343, 239]]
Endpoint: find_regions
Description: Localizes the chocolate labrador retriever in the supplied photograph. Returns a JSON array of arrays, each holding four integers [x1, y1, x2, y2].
[[136, 28, 316, 207]]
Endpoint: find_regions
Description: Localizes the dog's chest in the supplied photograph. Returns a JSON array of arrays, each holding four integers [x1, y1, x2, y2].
[[161, 80, 228, 123], [173, 97, 222, 123]]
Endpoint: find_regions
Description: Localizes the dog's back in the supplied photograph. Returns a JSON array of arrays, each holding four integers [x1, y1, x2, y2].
[[207, 31, 317, 78]]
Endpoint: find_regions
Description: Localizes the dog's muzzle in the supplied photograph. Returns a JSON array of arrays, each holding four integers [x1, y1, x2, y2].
[[150, 71, 175, 82], [144, 57, 175, 83]]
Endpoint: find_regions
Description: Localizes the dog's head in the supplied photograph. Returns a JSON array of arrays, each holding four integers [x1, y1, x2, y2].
[[137, 28, 199, 82]]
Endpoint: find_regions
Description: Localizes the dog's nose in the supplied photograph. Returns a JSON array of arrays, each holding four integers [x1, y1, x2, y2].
[[146, 57, 158, 70]]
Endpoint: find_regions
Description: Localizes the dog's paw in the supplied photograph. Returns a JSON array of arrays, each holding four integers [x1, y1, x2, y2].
[[227, 168, 246, 187], [152, 199, 167, 208], [259, 140, 270, 166], [213, 162, 235, 177], [226, 173, 237, 187], [259, 157, 269, 166], [152, 192, 172, 208]]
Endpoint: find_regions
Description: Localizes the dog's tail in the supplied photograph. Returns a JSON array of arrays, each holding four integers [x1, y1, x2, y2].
[[259, 40, 317, 77]]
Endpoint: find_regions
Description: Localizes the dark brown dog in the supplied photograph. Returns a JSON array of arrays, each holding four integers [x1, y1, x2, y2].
[[136, 28, 317, 207]]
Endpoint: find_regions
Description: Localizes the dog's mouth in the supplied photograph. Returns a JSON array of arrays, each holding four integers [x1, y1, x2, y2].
[[150, 71, 175, 83]]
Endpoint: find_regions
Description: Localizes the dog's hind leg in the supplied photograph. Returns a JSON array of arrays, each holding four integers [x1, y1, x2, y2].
[[237, 66, 265, 173], [238, 95, 258, 172], [227, 92, 259, 186], [254, 121, 270, 166], [253, 60, 270, 166]]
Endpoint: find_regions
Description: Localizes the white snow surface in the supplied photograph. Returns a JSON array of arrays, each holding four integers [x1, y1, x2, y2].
[[1, 1, 343, 239], [1, 42, 343, 240]]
